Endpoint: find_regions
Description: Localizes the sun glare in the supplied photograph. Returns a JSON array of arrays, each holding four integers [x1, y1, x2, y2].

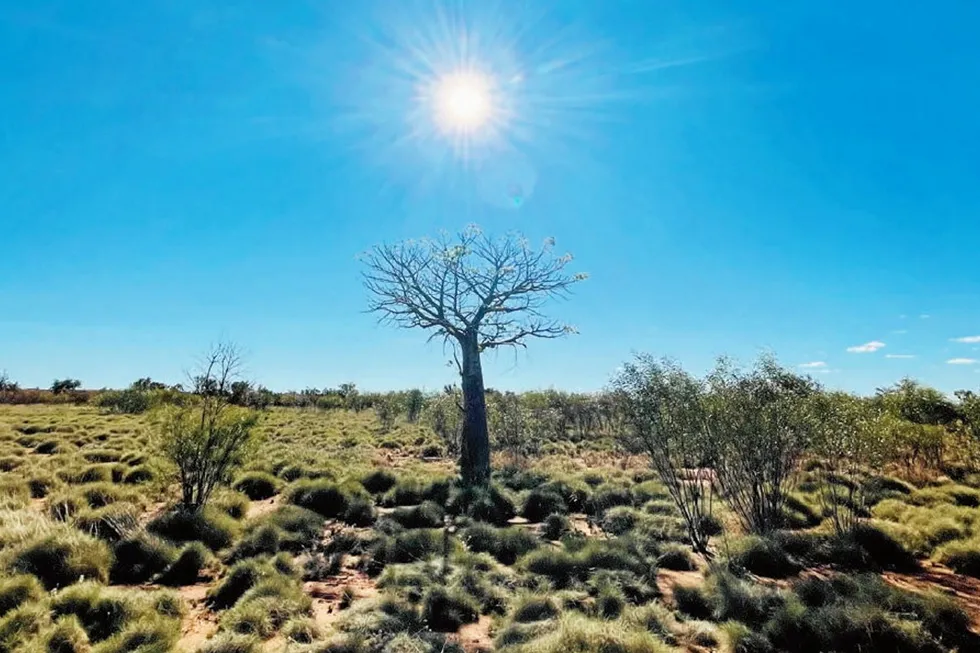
[[434, 72, 493, 133]]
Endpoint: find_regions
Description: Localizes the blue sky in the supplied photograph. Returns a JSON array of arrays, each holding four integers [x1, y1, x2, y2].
[[1, 1, 979, 395]]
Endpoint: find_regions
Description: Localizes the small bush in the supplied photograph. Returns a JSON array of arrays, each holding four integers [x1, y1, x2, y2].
[[148, 506, 240, 551], [48, 494, 85, 522], [208, 560, 266, 610], [288, 480, 352, 518], [657, 545, 696, 571], [602, 507, 643, 536], [49, 582, 134, 642], [10, 532, 112, 589], [522, 488, 568, 522], [0, 575, 43, 619], [159, 542, 211, 586], [588, 484, 634, 514], [542, 513, 571, 540], [512, 594, 559, 623], [422, 587, 478, 632], [361, 470, 398, 495], [234, 472, 281, 500], [110, 534, 177, 584], [0, 604, 48, 650], [729, 536, 800, 579], [215, 492, 251, 520], [43, 615, 90, 653], [123, 465, 156, 484], [392, 501, 444, 529], [283, 617, 321, 643], [78, 482, 126, 508], [27, 474, 57, 499], [343, 496, 376, 527], [849, 523, 918, 571], [672, 585, 712, 619], [447, 483, 516, 525], [935, 539, 980, 577], [75, 503, 140, 542], [251, 506, 325, 552]]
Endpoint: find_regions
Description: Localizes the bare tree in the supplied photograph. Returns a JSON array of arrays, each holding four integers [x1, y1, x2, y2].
[[162, 343, 259, 510], [362, 226, 586, 485]]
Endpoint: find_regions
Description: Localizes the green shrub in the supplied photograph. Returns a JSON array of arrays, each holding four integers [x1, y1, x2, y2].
[[657, 545, 696, 571], [512, 594, 559, 623], [392, 501, 444, 529], [935, 539, 980, 577], [0, 575, 43, 619], [43, 615, 90, 653], [501, 611, 673, 653], [543, 478, 591, 512], [159, 542, 211, 586], [283, 617, 321, 643], [542, 514, 570, 540], [709, 572, 785, 629], [361, 470, 398, 495], [461, 523, 539, 564], [595, 585, 625, 619], [588, 484, 633, 514], [447, 483, 515, 525], [602, 507, 644, 536], [0, 604, 49, 651], [343, 496, 376, 526], [249, 506, 324, 552], [122, 465, 156, 484], [849, 523, 918, 571], [729, 536, 800, 579], [422, 587, 478, 632], [75, 503, 140, 542], [10, 532, 112, 589], [78, 482, 126, 508], [50, 582, 134, 642], [288, 480, 352, 518], [208, 560, 266, 610], [148, 506, 240, 551], [234, 472, 281, 500], [522, 488, 568, 522], [391, 529, 445, 563], [215, 491, 251, 520], [110, 534, 177, 584], [672, 585, 712, 619]]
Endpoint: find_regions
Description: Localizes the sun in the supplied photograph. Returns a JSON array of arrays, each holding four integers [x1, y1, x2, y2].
[[433, 71, 494, 134]]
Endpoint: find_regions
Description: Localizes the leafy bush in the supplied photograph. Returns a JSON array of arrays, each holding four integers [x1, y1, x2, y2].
[[233, 472, 280, 500], [657, 545, 696, 571], [9, 532, 112, 589], [148, 506, 240, 551]]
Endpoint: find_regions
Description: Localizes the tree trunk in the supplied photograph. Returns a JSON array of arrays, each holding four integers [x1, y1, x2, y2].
[[459, 335, 491, 486]]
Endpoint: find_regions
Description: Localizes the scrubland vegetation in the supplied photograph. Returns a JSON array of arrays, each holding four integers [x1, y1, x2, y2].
[[2, 354, 980, 653]]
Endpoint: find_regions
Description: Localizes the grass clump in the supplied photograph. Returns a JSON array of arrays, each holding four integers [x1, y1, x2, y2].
[[462, 523, 540, 564], [500, 612, 673, 653], [0, 604, 49, 651], [195, 633, 262, 653], [447, 483, 516, 525], [234, 472, 281, 500], [109, 533, 177, 584], [361, 470, 398, 495], [542, 514, 571, 540], [672, 584, 712, 619], [728, 536, 800, 579], [0, 575, 43, 619], [656, 545, 696, 571], [934, 539, 980, 577], [521, 488, 568, 522], [148, 506, 241, 551], [247, 506, 324, 552], [283, 617, 321, 643], [214, 491, 251, 520], [9, 531, 112, 589], [43, 615, 90, 653], [288, 480, 356, 518], [158, 542, 211, 586], [391, 501, 444, 529], [421, 587, 478, 632], [512, 594, 559, 623]]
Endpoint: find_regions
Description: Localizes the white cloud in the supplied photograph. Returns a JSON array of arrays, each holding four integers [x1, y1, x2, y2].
[[885, 354, 916, 359], [920, 314, 931, 319], [846, 341, 886, 353], [947, 358, 978, 365], [951, 335, 980, 343], [798, 361, 827, 369]]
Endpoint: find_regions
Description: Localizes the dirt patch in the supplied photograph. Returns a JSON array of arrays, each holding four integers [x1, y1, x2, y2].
[[883, 561, 980, 634], [569, 513, 602, 538], [176, 583, 219, 652], [306, 567, 379, 630], [453, 615, 494, 652], [656, 568, 705, 606], [246, 494, 281, 519]]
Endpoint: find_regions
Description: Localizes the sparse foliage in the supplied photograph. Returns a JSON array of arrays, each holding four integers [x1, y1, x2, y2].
[[51, 379, 82, 394], [362, 226, 585, 485], [161, 343, 260, 511], [613, 356, 716, 557]]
